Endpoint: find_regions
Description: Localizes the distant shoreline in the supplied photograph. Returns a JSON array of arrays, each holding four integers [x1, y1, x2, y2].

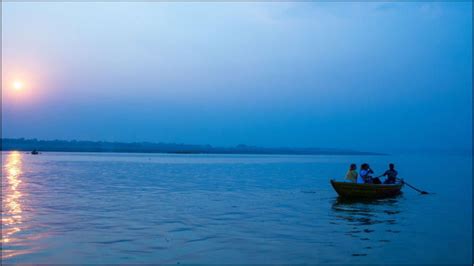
[[1, 138, 385, 156]]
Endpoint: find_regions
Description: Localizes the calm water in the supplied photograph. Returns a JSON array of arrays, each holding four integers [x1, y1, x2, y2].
[[1, 151, 472, 264]]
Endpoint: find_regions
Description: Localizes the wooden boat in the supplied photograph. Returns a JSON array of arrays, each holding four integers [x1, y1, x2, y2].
[[330, 179, 403, 199]]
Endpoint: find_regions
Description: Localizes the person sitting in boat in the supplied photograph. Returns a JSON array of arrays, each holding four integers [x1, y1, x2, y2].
[[358, 163, 379, 184], [381, 163, 398, 184], [357, 163, 371, 183], [345, 164, 358, 183]]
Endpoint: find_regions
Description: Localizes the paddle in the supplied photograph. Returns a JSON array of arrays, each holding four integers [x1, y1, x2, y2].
[[398, 179, 429, 195]]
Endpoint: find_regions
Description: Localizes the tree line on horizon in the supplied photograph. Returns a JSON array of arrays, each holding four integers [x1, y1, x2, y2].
[[0, 138, 381, 155]]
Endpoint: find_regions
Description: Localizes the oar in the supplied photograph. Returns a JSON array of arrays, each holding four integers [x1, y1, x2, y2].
[[399, 179, 429, 194]]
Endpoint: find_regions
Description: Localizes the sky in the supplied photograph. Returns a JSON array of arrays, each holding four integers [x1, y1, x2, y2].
[[1, 2, 472, 153]]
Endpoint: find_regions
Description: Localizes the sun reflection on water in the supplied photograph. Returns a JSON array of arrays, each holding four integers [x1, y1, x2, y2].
[[1, 151, 25, 258]]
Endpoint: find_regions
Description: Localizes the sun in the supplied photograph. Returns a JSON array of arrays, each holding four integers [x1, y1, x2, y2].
[[12, 81, 24, 91]]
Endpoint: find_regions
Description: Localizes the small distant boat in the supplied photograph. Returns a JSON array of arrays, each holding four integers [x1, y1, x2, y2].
[[31, 150, 39, 155], [330, 179, 403, 199]]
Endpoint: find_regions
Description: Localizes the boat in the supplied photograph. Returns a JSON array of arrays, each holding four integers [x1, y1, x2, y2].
[[31, 149, 39, 155], [330, 179, 403, 199]]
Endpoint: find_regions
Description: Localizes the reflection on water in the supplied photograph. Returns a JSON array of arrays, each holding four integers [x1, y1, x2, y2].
[[2, 152, 24, 241], [332, 197, 400, 225], [2, 151, 28, 259], [330, 197, 402, 257]]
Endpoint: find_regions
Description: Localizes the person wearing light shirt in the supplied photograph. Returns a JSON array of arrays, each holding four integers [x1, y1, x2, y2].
[[358, 163, 374, 184], [345, 164, 358, 183]]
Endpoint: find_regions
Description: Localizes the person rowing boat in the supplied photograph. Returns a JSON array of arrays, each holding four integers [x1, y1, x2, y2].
[[376, 163, 398, 184]]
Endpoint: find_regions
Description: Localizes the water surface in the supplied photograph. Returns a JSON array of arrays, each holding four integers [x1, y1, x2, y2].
[[1, 151, 472, 264]]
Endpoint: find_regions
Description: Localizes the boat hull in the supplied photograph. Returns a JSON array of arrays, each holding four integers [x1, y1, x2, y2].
[[330, 179, 403, 199]]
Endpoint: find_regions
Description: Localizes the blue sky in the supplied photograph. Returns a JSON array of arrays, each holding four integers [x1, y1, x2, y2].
[[1, 2, 472, 153]]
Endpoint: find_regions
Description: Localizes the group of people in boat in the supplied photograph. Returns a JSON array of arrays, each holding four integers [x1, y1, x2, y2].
[[345, 163, 398, 184]]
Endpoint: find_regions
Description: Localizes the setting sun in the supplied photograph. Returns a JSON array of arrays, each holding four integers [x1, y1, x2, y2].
[[12, 81, 24, 91], [3, 75, 39, 102]]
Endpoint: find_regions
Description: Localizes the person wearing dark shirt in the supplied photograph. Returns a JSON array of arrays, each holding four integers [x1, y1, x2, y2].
[[382, 163, 398, 184]]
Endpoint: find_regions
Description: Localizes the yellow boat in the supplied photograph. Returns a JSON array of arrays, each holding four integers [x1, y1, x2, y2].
[[330, 179, 403, 199]]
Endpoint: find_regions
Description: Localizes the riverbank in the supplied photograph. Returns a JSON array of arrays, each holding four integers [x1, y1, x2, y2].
[[1, 138, 384, 156]]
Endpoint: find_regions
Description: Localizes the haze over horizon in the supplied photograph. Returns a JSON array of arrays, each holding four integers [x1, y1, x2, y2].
[[2, 2, 472, 154]]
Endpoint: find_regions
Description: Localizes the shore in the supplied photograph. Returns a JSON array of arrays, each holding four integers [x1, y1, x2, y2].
[[1, 138, 385, 156]]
